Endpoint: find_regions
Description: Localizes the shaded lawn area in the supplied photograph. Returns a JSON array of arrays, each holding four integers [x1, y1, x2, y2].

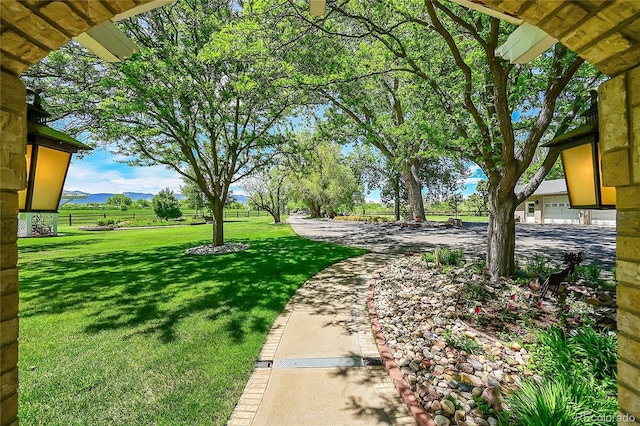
[[18, 218, 366, 425]]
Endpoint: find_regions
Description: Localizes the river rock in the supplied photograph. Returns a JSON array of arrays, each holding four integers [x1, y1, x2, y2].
[[441, 399, 456, 415], [434, 415, 450, 426], [461, 373, 484, 388], [491, 370, 504, 381], [481, 387, 498, 405], [397, 357, 410, 367], [459, 362, 475, 374]]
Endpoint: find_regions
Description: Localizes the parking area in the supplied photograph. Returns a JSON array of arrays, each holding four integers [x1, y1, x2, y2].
[[287, 215, 617, 271]]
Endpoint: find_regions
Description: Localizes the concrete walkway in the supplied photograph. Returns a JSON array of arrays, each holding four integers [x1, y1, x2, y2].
[[227, 214, 617, 425], [227, 253, 415, 426]]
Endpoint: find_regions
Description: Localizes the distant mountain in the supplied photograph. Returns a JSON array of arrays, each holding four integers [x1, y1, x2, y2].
[[61, 191, 245, 204], [63, 192, 183, 204], [232, 194, 247, 204], [61, 190, 89, 199]]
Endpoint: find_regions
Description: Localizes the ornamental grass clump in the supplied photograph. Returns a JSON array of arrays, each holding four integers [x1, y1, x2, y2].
[[502, 326, 618, 425], [421, 247, 464, 267], [500, 377, 611, 426]]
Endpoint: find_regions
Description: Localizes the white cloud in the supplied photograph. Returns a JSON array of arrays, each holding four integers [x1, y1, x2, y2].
[[464, 176, 484, 185], [461, 164, 486, 187], [64, 163, 183, 194]]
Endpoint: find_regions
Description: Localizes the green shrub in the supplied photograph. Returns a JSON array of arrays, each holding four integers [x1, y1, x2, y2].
[[96, 218, 118, 227], [569, 264, 603, 287], [421, 252, 436, 263], [525, 253, 552, 276], [535, 326, 617, 386], [583, 264, 602, 282], [473, 395, 496, 417], [501, 377, 615, 426], [422, 247, 464, 266], [440, 247, 464, 266], [513, 326, 619, 425], [152, 188, 182, 220]]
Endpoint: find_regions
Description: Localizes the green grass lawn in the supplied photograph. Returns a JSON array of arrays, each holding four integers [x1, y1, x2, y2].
[[426, 215, 488, 223], [18, 218, 366, 425]]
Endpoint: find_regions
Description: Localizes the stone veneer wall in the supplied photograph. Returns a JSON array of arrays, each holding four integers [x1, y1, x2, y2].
[[0, 70, 26, 426], [600, 65, 640, 424]]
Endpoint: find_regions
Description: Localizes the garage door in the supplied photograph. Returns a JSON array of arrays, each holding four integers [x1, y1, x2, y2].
[[543, 196, 578, 224], [592, 209, 616, 226]]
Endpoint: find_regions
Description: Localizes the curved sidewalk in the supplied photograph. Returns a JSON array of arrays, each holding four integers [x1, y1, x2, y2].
[[226, 253, 415, 426]]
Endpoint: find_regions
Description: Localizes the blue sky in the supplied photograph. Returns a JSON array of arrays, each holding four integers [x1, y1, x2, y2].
[[65, 147, 484, 200], [64, 148, 184, 194]]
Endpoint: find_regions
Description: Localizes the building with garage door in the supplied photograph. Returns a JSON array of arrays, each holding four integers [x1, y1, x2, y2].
[[515, 179, 616, 226]]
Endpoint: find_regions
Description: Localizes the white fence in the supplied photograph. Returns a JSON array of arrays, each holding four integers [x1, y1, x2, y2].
[[18, 213, 58, 237]]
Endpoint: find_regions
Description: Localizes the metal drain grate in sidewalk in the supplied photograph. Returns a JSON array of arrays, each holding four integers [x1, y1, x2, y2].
[[255, 356, 383, 369]]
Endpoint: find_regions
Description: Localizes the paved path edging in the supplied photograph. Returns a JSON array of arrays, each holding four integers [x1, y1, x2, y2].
[[228, 254, 416, 425]]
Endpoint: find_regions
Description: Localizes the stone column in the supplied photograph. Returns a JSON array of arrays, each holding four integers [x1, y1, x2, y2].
[[600, 65, 640, 425], [1, 70, 26, 426]]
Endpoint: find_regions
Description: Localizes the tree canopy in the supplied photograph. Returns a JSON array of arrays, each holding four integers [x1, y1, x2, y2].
[[279, 0, 602, 276], [24, 0, 300, 246], [24, 0, 603, 277], [106, 194, 133, 210]]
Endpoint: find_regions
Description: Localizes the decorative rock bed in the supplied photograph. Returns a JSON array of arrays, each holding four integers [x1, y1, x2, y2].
[[185, 243, 249, 255], [370, 256, 616, 426], [78, 226, 114, 231]]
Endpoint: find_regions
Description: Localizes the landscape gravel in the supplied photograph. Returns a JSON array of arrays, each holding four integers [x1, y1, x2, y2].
[[372, 256, 538, 426], [185, 243, 249, 255]]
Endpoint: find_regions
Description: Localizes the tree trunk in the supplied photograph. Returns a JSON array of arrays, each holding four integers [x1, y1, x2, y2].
[[394, 179, 401, 221], [212, 201, 224, 246], [403, 161, 425, 220], [486, 189, 518, 279], [307, 201, 320, 218], [276, 186, 281, 223]]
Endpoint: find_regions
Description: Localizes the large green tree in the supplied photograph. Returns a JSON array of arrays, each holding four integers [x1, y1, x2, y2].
[[318, 73, 454, 221], [106, 194, 133, 210], [265, 10, 455, 221], [286, 0, 602, 277], [24, 0, 297, 246], [287, 139, 360, 218], [242, 166, 289, 224]]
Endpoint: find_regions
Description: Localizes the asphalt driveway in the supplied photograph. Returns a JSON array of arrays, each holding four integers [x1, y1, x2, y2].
[[287, 214, 617, 271]]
